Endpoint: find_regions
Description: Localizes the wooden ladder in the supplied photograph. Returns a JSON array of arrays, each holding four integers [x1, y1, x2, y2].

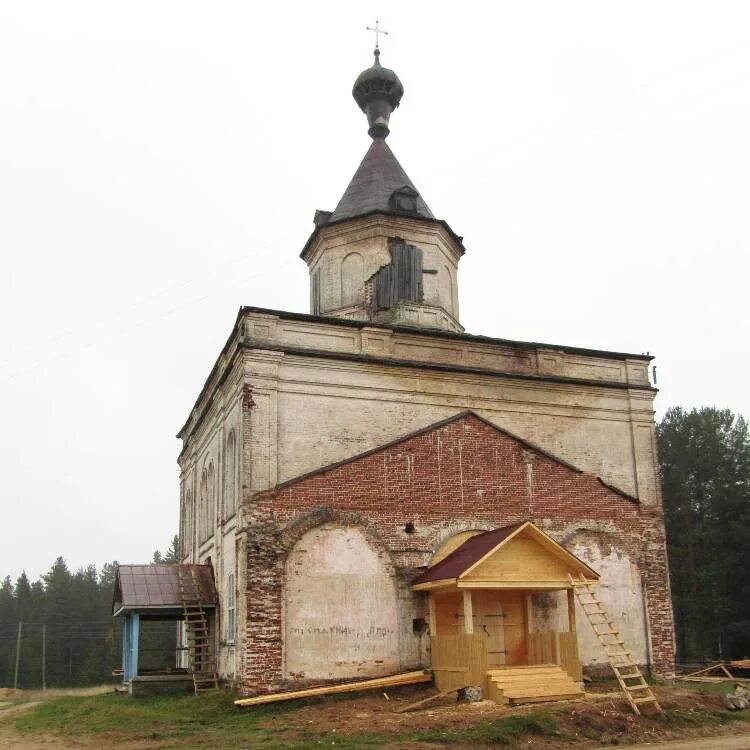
[[570, 574, 661, 715], [178, 567, 219, 695]]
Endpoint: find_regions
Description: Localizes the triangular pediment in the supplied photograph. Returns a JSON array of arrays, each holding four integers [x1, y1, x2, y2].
[[412, 521, 599, 591]]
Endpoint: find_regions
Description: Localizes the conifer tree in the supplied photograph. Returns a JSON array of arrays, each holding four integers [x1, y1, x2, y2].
[[658, 406, 750, 661]]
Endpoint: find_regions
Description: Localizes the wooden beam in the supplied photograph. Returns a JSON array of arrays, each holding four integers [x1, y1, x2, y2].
[[567, 588, 576, 633], [525, 595, 533, 635], [412, 578, 457, 592], [458, 580, 574, 589], [234, 670, 432, 707], [428, 594, 437, 637], [393, 686, 465, 713], [463, 590, 474, 634]]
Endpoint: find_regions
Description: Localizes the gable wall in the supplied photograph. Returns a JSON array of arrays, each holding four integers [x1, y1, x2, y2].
[[240, 414, 674, 693], [179, 312, 670, 690], [465, 535, 578, 583]]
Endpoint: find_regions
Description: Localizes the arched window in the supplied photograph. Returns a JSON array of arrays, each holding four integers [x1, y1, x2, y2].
[[199, 468, 209, 542], [341, 252, 364, 307], [207, 462, 216, 537], [224, 431, 237, 520], [182, 488, 193, 558], [440, 265, 455, 314]]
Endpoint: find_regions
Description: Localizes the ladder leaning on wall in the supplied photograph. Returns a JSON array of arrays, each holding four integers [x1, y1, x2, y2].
[[178, 567, 219, 694], [569, 574, 662, 715]]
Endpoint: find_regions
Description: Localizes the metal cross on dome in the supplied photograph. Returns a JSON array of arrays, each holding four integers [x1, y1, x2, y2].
[[366, 20, 388, 50]]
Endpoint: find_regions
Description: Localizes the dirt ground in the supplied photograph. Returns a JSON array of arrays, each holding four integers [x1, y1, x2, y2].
[[255, 681, 750, 746], [0, 682, 749, 749], [592, 735, 750, 749]]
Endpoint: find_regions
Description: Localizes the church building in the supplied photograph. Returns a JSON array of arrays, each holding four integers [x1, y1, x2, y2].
[[176, 47, 676, 695]]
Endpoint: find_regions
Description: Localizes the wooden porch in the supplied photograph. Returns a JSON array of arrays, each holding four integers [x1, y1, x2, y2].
[[413, 521, 599, 705]]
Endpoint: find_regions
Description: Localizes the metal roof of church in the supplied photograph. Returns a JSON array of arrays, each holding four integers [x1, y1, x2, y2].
[[112, 564, 217, 616], [329, 138, 434, 223]]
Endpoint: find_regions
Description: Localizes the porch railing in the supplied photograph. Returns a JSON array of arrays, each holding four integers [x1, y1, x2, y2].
[[430, 633, 487, 692]]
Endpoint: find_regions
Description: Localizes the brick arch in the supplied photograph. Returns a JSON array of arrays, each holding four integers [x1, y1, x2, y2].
[[278, 507, 396, 576], [557, 522, 640, 565], [281, 511, 400, 681], [426, 520, 499, 565]]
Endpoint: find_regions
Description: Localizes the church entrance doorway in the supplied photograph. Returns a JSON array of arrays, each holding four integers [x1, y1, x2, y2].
[[469, 591, 507, 667]]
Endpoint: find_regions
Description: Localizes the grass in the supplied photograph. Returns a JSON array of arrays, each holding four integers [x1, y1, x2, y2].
[[3, 686, 750, 749], [7, 691, 295, 749], [410, 713, 562, 746], [2, 691, 566, 749]]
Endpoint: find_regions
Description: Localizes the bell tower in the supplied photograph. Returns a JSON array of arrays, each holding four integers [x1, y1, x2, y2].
[[300, 47, 466, 333]]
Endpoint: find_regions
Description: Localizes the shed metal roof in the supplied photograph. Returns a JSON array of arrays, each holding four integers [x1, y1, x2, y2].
[[113, 564, 217, 616]]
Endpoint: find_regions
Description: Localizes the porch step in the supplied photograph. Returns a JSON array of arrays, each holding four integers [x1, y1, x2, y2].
[[486, 665, 584, 706]]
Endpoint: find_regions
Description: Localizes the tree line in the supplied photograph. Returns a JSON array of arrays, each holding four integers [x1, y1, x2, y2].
[[1, 406, 748, 687], [659, 406, 750, 663], [0, 538, 177, 689]]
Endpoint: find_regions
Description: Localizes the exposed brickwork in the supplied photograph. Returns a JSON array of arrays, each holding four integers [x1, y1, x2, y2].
[[241, 413, 675, 692]]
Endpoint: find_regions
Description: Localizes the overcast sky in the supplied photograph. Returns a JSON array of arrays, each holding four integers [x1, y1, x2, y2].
[[1, 1, 748, 582]]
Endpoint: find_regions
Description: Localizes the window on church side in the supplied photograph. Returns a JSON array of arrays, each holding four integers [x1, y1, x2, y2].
[[225, 572, 236, 645], [199, 467, 209, 543], [225, 431, 236, 520], [179, 489, 186, 557], [183, 488, 192, 558], [208, 462, 215, 537]]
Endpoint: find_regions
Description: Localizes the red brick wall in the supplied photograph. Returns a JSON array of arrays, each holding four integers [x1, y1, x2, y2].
[[242, 413, 675, 691]]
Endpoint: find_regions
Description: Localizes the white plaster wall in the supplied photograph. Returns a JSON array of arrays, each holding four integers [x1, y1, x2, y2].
[[568, 532, 648, 667], [218, 529, 237, 678], [284, 524, 400, 680], [270, 358, 649, 502], [178, 310, 659, 682], [306, 215, 462, 321]]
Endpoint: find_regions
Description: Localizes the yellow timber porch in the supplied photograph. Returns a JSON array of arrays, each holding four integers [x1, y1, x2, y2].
[[412, 521, 600, 705]]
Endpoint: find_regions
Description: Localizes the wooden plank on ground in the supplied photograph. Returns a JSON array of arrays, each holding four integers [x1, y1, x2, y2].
[[234, 670, 432, 707], [683, 663, 727, 678], [392, 687, 464, 713], [730, 660, 750, 670]]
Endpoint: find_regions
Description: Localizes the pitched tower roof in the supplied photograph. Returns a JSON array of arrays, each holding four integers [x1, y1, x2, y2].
[[300, 48, 466, 260], [329, 138, 434, 222]]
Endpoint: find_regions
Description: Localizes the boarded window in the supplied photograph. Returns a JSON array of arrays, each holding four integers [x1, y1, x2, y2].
[[372, 239, 423, 310]]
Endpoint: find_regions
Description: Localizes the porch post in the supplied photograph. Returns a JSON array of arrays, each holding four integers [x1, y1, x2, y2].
[[428, 594, 437, 636], [567, 588, 577, 632], [524, 594, 533, 634], [121, 617, 129, 682], [462, 590, 474, 634], [123, 614, 140, 682]]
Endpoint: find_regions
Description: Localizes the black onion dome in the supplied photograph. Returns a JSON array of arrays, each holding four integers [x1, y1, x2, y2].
[[352, 49, 404, 139]]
